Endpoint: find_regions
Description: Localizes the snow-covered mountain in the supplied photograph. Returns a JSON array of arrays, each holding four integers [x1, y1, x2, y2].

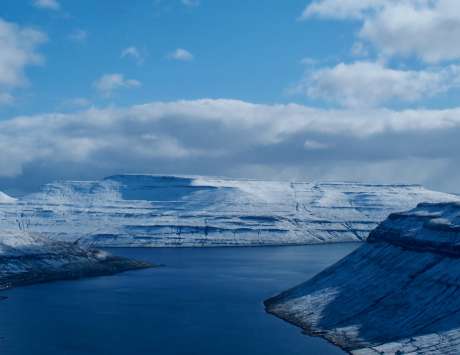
[[0, 229, 150, 290], [265, 201, 460, 354], [0, 191, 16, 204], [0, 175, 457, 247], [0, 188, 149, 290]]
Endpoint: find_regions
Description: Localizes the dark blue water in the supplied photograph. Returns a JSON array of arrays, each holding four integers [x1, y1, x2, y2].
[[0, 244, 359, 355]]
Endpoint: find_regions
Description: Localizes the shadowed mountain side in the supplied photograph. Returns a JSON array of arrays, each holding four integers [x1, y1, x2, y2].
[[265, 202, 460, 354]]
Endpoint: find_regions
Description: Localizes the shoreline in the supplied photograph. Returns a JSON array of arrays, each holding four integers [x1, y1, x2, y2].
[[99, 240, 365, 250], [264, 305, 352, 355], [0, 256, 153, 291]]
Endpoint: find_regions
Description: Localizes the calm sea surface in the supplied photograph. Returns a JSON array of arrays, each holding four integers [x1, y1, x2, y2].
[[0, 244, 360, 355]]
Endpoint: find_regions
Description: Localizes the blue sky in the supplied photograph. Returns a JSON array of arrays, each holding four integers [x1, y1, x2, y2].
[[0, 0, 361, 116], [2, 0, 460, 194]]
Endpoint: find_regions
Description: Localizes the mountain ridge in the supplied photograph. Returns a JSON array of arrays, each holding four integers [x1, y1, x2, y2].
[[0, 174, 457, 247]]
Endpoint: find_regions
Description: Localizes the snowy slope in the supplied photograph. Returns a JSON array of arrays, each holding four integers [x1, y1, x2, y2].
[[0, 228, 150, 290], [265, 202, 460, 354], [0, 191, 16, 204], [0, 187, 149, 289], [0, 175, 456, 247]]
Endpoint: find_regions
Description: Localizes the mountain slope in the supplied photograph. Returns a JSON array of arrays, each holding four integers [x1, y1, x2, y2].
[[0, 229, 151, 290], [0, 191, 16, 204], [265, 202, 460, 354], [0, 175, 457, 247], [0, 188, 150, 290]]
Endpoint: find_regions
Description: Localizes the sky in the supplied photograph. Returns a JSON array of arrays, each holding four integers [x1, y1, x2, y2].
[[1, 0, 460, 194]]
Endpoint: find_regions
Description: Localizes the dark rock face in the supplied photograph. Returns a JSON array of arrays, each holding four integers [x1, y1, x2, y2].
[[265, 202, 460, 354]]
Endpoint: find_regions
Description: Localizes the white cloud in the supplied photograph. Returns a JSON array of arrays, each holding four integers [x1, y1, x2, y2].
[[168, 48, 194, 61], [121, 46, 143, 64], [302, 0, 460, 63], [68, 29, 88, 43], [93, 73, 141, 97], [32, 0, 60, 10], [360, 0, 460, 63], [302, 0, 386, 20], [2, 99, 460, 189], [295, 61, 460, 108], [0, 18, 47, 105]]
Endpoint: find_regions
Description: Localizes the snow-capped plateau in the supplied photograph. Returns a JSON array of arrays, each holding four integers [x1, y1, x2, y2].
[[0, 175, 457, 247], [265, 202, 460, 354]]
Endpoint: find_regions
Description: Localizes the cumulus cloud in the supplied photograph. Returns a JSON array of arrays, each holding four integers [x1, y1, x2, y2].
[[0, 18, 47, 105], [361, 0, 460, 63], [121, 46, 143, 64], [296, 61, 460, 108], [302, 0, 460, 63], [2, 99, 460, 192], [168, 48, 194, 61], [93, 73, 141, 97], [32, 0, 60, 11]]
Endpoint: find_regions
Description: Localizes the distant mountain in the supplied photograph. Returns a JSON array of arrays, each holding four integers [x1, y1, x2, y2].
[[0, 188, 149, 290], [265, 201, 460, 354], [0, 175, 456, 247]]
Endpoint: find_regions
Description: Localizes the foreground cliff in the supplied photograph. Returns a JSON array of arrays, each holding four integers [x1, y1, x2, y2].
[[265, 202, 460, 354], [0, 191, 150, 290], [0, 175, 456, 247]]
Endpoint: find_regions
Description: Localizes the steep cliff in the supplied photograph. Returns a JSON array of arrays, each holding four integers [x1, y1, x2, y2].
[[265, 202, 460, 354]]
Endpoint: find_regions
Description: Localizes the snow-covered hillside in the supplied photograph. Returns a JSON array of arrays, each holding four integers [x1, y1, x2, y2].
[[0, 228, 150, 290], [0, 191, 16, 204], [265, 202, 460, 354], [0, 187, 150, 289], [0, 175, 457, 247]]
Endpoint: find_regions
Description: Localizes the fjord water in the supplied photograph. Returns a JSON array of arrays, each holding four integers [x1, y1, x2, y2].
[[0, 244, 359, 355]]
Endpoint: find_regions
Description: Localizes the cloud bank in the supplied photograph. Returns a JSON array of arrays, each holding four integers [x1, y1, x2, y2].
[[1, 99, 460, 193]]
